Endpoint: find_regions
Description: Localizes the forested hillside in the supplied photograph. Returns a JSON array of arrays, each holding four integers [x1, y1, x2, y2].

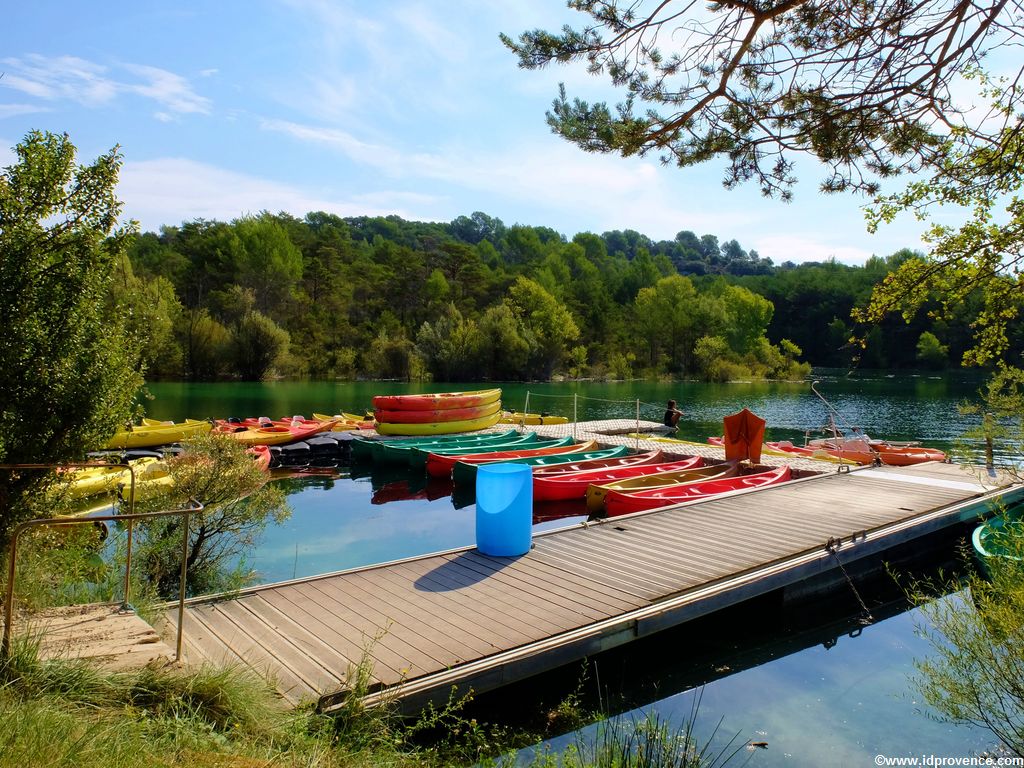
[[121, 211, 1012, 382]]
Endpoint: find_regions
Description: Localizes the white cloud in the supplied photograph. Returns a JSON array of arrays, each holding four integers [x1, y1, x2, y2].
[[117, 157, 445, 230], [751, 233, 892, 265], [0, 103, 50, 120], [0, 54, 210, 117], [260, 118, 399, 171], [1, 55, 117, 105], [123, 63, 211, 115]]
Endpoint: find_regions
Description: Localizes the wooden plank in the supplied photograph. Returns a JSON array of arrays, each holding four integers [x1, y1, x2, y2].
[[389, 559, 560, 635], [169, 461, 1018, 713], [382, 563, 537, 647], [242, 594, 362, 674], [258, 584, 414, 679], [448, 552, 621, 622], [428, 556, 599, 628], [457, 550, 643, 613], [189, 605, 313, 701], [340, 569, 503, 658], [307, 579, 459, 672], [216, 600, 342, 693]]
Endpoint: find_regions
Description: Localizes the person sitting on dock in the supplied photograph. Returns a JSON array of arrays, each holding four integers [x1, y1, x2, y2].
[[664, 400, 684, 431]]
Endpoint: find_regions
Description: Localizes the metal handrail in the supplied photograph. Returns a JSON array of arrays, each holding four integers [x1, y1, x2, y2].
[[0, 462, 203, 662]]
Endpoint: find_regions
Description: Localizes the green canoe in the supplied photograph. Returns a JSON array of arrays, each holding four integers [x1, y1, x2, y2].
[[452, 445, 631, 485]]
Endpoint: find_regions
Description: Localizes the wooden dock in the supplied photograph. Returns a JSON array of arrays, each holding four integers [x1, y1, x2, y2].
[[165, 459, 1020, 711]]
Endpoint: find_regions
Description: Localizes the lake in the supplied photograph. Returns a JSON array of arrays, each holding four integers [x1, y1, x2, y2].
[[139, 372, 1005, 763]]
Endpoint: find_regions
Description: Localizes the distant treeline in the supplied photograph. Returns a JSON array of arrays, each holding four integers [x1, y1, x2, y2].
[[117, 211, 1011, 382]]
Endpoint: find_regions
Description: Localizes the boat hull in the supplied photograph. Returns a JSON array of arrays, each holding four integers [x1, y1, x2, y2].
[[500, 412, 569, 425], [535, 455, 703, 502], [426, 437, 581, 478], [586, 463, 738, 512], [105, 419, 211, 449], [372, 388, 501, 411], [376, 410, 502, 436], [451, 445, 628, 485], [374, 399, 501, 424], [605, 466, 792, 516]]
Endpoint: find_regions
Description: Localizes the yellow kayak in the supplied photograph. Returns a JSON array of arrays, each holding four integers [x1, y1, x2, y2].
[[500, 411, 569, 426], [54, 457, 159, 500], [375, 410, 502, 436], [105, 419, 211, 449], [312, 412, 376, 431], [117, 460, 174, 502]]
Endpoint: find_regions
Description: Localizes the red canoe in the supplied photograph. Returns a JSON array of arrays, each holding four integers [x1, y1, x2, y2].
[[426, 440, 597, 479], [535, 455, 704, 502], [373, 399, 501, 424], [532, 450, 665, 477], [605, 466, 792, 516], [372, 388, 501, 411], [247, 445, 272, 471]]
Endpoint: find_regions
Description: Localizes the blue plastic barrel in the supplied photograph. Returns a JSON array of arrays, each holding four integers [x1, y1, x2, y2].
[[475, 463, 533, 556]]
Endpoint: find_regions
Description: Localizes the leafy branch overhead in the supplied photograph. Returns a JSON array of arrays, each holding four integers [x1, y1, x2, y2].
[[502, 0, 1024, 198], [856, 80, 1024, 367]]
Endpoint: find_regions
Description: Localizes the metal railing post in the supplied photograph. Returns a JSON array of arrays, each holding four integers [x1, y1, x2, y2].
[[122, 519, 135, 611], [176, 507, 191, 660], [0, 464, 203, 664]]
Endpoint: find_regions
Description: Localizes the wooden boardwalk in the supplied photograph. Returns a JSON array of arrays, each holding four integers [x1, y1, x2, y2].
[[166, 460, 1019, 710]]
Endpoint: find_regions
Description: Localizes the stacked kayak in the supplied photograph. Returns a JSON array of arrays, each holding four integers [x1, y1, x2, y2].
[[587, 462, 739, 513], [534, 454, 703, 502], [603, 466, 792, 516], [373, 388, 502, 436], [353, 429, 523, 465], [423, 436, 576, 477], [105, 419, 211, 449], [449, 443, 631, 485]]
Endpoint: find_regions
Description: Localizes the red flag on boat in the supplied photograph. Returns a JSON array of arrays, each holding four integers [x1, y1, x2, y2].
[[722, 408, 766, 463]]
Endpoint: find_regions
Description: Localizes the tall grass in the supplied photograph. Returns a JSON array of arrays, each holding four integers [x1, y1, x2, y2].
[[0, 636, 428, 768]]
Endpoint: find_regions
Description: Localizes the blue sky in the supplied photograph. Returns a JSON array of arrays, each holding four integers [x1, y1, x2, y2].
[[2, 1, 934, 264]]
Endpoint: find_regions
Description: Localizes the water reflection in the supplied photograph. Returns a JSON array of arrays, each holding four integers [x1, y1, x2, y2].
[[477, 527, 996, 766]]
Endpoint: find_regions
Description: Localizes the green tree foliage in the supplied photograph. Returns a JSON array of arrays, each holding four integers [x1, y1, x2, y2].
[[502, 2, 1022, 198], [416, 304, 484, 381], [505, 276, 580, 379], [181, 308, 231, 380], [233, 214, 303, 316], [859, 78, 1024, 370], [479, 303, 532, 380], [911, 549, 1024, 756], [111, 252, 184, 377], [916, 331, 949, 369], [123, 207, 998, 380], [134, 433, 289, 596], [229, 310, 291, 381], [0, 131, 143, 543]]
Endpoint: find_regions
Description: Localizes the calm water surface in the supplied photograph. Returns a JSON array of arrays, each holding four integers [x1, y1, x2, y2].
[[140, 372, 1004, 764]]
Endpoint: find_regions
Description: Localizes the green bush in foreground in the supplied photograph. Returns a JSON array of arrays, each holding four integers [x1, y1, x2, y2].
[[0, 630, 748, 768]]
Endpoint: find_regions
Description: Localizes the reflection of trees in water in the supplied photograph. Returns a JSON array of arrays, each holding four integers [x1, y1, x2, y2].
[[270, 471, 340, 496]]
